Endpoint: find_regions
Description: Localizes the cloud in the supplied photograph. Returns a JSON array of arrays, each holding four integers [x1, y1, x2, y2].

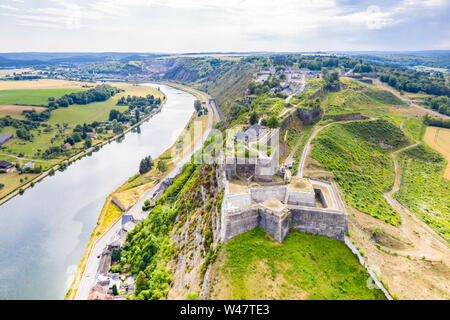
[[0, 4, 20, 11]]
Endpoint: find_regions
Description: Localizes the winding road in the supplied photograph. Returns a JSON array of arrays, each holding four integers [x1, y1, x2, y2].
[[376, 80, 449, 120]]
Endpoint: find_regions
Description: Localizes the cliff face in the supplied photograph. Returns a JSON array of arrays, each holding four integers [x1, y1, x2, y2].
[[166, 164, 223, 299], [297, 106, 322, 124]]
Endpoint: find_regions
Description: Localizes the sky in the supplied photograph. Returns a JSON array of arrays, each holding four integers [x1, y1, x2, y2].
[[0, 0, 449, 53]]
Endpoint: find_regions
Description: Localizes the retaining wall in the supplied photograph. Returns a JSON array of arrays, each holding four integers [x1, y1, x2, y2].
[[291, 207, 348, 241]]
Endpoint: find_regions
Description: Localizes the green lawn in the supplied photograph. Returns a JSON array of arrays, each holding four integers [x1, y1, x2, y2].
[[212, 228, 386, 300], [0, 88, 86, 106]]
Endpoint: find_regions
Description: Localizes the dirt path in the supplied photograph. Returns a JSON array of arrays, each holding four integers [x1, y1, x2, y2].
[[0, 153, 55, 164], [381, 118, 449, 258], [376, 80, 450, 120]]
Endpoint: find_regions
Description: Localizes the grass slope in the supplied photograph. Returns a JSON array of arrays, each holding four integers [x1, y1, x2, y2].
[[396, 144, 450, 242], [0, 88, 85, 106], [311, 120, 410, 225], [212, 228, 385, 300]]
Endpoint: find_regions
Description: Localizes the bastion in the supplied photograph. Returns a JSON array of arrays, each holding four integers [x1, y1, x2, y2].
[[219, 125, 348, 243]]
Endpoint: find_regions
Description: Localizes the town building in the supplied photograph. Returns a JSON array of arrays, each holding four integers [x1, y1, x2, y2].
[[0, 160, 14, 171], [0, 133, 13, 145]]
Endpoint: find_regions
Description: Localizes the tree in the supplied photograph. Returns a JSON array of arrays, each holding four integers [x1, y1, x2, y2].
[[157, 160, 168, 177], [194, 100, 202, 112], [111, 248, 121, 262], [249, 112, 259, 125], [112, 284, 118, 296], [266, 115, 280, 128], [84, 137, 92, 148], [139, 156, 153, 174]]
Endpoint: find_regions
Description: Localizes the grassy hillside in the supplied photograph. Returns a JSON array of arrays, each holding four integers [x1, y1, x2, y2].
[[402, 117, 426, 142], [0, 88, 85, 106], [396, 144, 450, 242], [311, 120, 410, 225], [325, 80, 406, 123], [210, 228, 386, 300]]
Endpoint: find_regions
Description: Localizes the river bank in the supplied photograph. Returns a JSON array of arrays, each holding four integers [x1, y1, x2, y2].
[[67, 82, 215, 300], [0, 83, 199, 299], [0, 86, 166, 207]]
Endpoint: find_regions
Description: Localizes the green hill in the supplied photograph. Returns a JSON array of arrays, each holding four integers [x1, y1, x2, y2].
[[210, 228, 386, 300], [311, 120, 410, 225]]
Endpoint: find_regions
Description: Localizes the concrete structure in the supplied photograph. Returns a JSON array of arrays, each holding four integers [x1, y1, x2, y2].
[[0, 160, 14, 171], [220, 137, 348, 243], [0, 133, 13, 145], [225, 126, 279, 182]]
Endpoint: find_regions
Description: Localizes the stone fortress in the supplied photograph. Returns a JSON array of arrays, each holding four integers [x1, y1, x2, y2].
[[219, 124, 348, 243]]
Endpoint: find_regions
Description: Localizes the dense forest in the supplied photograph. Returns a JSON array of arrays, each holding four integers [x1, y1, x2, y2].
[[377, 66, 449, 97]]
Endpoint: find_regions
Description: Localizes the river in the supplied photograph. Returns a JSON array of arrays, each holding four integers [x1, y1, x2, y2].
[[0, 83, 195, 299]]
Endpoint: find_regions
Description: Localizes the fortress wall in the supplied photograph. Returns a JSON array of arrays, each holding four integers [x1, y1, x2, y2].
[[250, 186, 286, 203], [314, 188, 328, 208], [258, 209, 291, 243], [255, 150, 279, 180], [221, 208, 259, 242], [224, 193, 252, 210], [286, 191, 316, 207], [290, 208, 348, 241]]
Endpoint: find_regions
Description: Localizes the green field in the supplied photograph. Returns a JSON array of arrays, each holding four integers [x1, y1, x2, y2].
[[311, 120, 410, 225], [325, 82, 406, 124], [402, 117, 426, 142], [211, 228, 386, 300], [396, 144, 450, 242], [48, 98, 128, 127], [0, 84, 162, 157], [0, 88, 86, 106]]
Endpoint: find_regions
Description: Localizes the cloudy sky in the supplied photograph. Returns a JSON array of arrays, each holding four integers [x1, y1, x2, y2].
[[0, 0, 449, 52]]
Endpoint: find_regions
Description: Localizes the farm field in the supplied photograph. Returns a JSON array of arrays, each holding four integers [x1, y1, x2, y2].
[[0, 79, 94, 90], [48, 83, 162, 127], [209, 228, 386, 300], [0, 68, 33, 77], [0, 88, 86, 106], [310, 120, 410, 225], [423, 126, 450, 179], [0, 105, 47, 119], [1, 83, 163, 157], [0, 81, 164, 200]]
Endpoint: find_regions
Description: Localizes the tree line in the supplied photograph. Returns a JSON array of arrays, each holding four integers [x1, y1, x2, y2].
[[48, 84, 122, 109]]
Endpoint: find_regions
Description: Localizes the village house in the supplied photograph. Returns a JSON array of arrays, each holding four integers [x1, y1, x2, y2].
[[0, 160, 14, 172], [87, 287, 113, 300], [62, 142, 72, 150], [22, 161, 35, 170], [86, 132, 98, 139]]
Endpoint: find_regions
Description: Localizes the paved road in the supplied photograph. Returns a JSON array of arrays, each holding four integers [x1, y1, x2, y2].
[[296, 124, 331, 178], [284, 75, 306, 103], [376, 80, 449, 120], [75, 86, 216, 300]]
